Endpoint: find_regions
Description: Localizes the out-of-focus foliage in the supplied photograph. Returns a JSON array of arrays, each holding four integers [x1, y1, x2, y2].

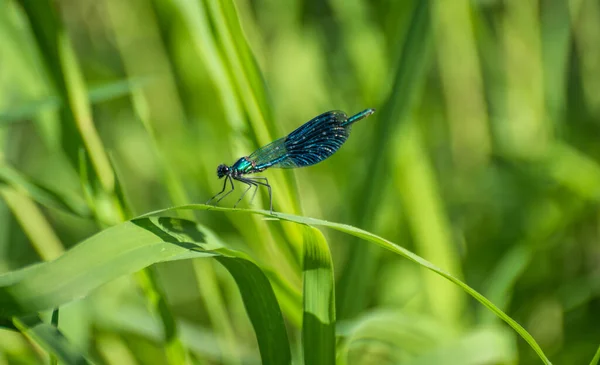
[[0, 0, 599, 364]]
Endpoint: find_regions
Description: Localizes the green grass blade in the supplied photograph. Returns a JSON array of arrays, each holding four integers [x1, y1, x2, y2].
[[203, 0, 270, 144], [0, 78, 154, 125], [541, 0, 572, 122], [215, 256, 291, 365], [302, 226, 335, 365], [500, 0, 550, 157], [13, 315, 92, 365], [433, 0, 490, 168], [0, 217, 216, 317], [590, 345, 600, 365], [0, 164, 89, 217], [140, 205, 553, 365], [0, 186, 65, 261], [392, 122, 465, 325], [0, 215, 291, 364], [219, 0, 272, 125], [50, 309, 59, 365], [87, 77, 155, 105], [136, 268, 190, 365]]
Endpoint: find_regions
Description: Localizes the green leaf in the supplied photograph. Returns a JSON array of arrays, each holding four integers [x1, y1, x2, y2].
[[0, 215, 291, 364], [13, 315, 93, 365], [215, 256, 291, 365], [141, 205, 553, 365], [302, 226, 335, 365], [0, 217, 215, 317]]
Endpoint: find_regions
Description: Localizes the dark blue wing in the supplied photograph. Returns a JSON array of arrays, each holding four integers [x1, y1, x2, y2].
[[243, 109, 372, 172], [273, 111, 350, 168]]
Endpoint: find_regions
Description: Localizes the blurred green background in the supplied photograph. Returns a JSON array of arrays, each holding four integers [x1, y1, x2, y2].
[[1, 0, 600, 364]]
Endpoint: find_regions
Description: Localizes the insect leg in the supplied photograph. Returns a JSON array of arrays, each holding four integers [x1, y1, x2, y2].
[[245, 177, 268, 205], [249, 176, 269, 183], [206, 176, 230, 204], [267, 180, 272, 213], [234, 179, 256, 208], [248, 182, 260, 206], [244, 177, 272, 213], [215, 176, 235, 204]]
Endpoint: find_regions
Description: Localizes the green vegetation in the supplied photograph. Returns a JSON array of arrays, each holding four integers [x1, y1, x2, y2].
[[1, 0, 599, 364]]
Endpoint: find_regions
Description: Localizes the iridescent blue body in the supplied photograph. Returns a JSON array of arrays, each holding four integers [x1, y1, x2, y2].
[[207, 108, 375, 212]]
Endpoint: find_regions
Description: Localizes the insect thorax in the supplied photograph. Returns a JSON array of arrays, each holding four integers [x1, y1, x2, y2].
[[230, 157, 256, 175]]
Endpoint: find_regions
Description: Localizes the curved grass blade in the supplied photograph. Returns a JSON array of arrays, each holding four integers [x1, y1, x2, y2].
[[140, 204, 553, 365], [13, 315, 93, 365], [0, 216, 291, 364], [302, 226, 335, 365], [0, 217, 216, 317], [215, 256, 291, 365]]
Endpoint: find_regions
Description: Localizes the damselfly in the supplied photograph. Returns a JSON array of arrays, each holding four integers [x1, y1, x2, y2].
[[207, 108, 375, 212]]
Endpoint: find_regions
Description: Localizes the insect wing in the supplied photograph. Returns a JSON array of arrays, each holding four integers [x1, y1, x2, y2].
[[247, 137, 288, 170], [275, 111, 350, 168]]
